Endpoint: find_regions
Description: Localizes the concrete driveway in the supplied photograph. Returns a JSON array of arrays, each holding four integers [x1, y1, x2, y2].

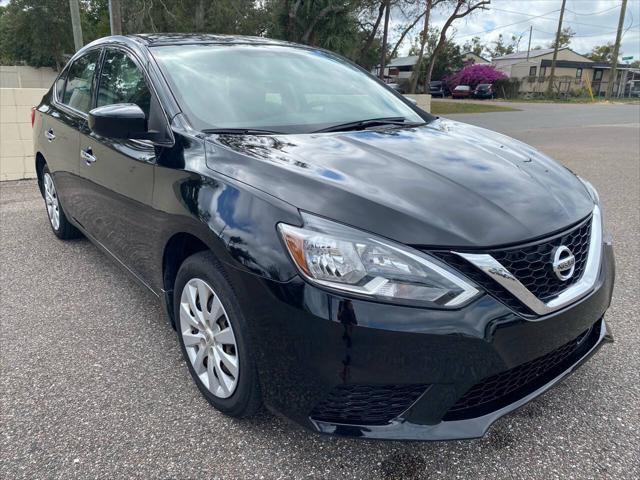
[[1, 102, 639, 479]]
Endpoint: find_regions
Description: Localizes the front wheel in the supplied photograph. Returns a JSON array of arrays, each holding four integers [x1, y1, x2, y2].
[[174, 251, 261, 417]]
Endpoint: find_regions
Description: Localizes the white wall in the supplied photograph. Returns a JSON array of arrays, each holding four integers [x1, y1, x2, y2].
[[1, 88, 48, 181], [0, 66, 57, 89], [404, 94, 431, 113]]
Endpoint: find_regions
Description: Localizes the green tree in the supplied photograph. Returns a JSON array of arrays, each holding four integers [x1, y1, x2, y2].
[[462, 36, 486, 56], [82, 0, 110, 41], [548, 26, 575, 49], [411, 33, 463, 84], [265, 0, 362, 59], [587, 42, 616, 63], [0, 0, 72, 68], [120, 0, 268, 36], [358, 0, 386, 64], [0, 0, 108, 69], [426, 38, 463, 81], [488, 33, 519, 59]]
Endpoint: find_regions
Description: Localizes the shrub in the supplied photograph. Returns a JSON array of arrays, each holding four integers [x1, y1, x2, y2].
[[397, 78, 411, 94], [444, 64, 507, 91], [493, 78, 521, 98]]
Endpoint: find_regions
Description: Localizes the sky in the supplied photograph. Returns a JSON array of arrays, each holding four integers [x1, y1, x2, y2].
[[397, 0, 640, 60]]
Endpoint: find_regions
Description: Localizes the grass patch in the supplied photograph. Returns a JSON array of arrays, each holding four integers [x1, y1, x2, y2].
[[431, 101, 520, 114]]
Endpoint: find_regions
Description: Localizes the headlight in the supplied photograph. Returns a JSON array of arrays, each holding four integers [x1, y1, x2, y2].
[[278, 213, 480, 307]]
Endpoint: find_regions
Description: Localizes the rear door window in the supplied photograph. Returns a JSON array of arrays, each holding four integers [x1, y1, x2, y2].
[[54, 69, 68, 100], [61, 50, 101, 114]]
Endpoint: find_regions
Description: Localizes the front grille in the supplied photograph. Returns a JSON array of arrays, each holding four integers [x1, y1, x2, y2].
[[443, 323, 599, 421], [491, 218, 591, 301], [310, 384, 428, 426], [434, 215, 592, 316]]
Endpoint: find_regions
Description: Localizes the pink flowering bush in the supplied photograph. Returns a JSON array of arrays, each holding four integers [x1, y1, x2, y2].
[[444, 64, 507, 90]]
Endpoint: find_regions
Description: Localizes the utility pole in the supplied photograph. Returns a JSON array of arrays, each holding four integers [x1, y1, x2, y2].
[[68, 0, 83, 51], [379, 0, 391, 81], [526, 25, 532, 61], [546, 0, 567, 96], [109, 0, 123, 35], [605, 0, 628, 99]]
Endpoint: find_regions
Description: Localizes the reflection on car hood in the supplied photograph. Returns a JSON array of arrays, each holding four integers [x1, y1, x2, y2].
[[204, 118, 594, 247]]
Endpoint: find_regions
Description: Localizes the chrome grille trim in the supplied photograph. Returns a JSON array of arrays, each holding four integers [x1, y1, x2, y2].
[[453, 205, 602, 316]]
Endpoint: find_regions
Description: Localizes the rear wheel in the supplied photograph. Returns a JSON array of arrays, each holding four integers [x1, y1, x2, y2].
[[174, 251, 261, 417], [42, 166, 80, 240]]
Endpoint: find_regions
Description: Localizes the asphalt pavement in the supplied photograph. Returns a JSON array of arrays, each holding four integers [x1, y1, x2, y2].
[[1, 102, 639, 479]]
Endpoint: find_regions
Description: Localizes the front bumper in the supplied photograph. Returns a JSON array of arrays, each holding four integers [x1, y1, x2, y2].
[[227, 242, 615, 441]]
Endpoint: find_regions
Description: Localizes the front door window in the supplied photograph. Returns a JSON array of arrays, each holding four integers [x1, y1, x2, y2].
[[97, 50, 151, 119]]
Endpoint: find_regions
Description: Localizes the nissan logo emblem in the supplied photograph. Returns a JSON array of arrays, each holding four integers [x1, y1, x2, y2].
[[552, 246, 576, 281]]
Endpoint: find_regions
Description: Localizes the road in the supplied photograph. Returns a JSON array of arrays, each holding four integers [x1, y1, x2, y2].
[[1, 102, 639, 479]]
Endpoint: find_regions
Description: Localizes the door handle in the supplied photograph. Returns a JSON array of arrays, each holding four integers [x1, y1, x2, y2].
[[81, 148, 97, 165], [45, 129, 55, 142]]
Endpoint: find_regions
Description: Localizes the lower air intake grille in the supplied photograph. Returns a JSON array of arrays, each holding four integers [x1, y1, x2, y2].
[[444, 322, 600, 421], [310, 384, 428, 426]]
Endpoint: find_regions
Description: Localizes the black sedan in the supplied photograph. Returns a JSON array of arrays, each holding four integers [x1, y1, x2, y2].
[[429, 80, 448, 98], [33, 34, 614, 441], [474, 83, 495, 99]]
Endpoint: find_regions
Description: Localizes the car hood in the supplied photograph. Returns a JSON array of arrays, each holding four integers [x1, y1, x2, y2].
[[204, 119, 594, 247]]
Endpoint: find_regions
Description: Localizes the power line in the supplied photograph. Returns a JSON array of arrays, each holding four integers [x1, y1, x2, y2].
[[622, 6, 634, 37], [453, 8, 561, 39], [430, 2, 638, 52], [454, 3, 628, 40], [533, 27, 620, 37], [489, 7, 623, 30], [460, 3, 635, 41], [565, 4, 623, 16]]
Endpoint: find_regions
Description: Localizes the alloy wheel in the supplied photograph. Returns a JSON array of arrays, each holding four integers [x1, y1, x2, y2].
[[43, 172, 60, 231], [179, 278, 240, 398]]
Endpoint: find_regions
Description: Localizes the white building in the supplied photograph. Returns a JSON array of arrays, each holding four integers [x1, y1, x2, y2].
[[492, 48, 633, 96]]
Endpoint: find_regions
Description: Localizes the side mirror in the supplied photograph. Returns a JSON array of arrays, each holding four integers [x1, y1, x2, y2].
[[88, 103, 147, 139]]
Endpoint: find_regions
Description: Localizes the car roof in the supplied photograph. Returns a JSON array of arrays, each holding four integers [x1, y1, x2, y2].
[[127, 33, 295, 47], [78, 34, 311, 67]]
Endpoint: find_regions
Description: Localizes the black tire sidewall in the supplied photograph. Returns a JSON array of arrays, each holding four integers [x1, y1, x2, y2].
[[174, 251, 260, 417]]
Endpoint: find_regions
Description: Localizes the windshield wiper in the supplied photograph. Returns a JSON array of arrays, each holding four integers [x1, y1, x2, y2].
[[313, 117, 424, 133], [202, 128, 281, 135]]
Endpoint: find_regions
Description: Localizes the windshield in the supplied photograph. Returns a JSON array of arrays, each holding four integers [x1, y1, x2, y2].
[[151, 44, 427, 133]]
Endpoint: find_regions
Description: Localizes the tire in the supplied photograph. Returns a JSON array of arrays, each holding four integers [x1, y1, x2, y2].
[[42, 165, 81, 240], [174, 251, 261, 418]]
